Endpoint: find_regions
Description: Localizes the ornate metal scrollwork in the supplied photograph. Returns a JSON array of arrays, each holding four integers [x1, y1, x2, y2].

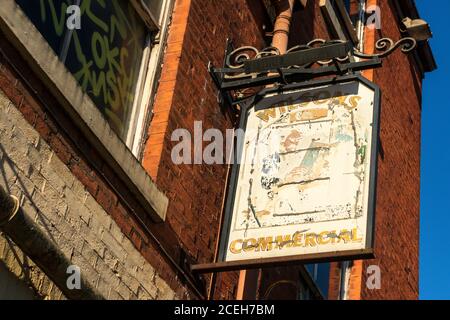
[[225, 39, 352, 71], [225, 46, 280, 69], [211, 36, 419, 113], [224, 37, 417, 71], [353, 37, 417, 58]]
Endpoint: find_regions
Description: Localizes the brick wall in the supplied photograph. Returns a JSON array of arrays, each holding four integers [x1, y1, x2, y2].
[[142, 0, 269, 299], [0, 235, 64, 299], [360, 0, 422, 300], [289, 0, 330, 45], [0, 0, 424, 300], [0, 0, 272, 300], [0, 88, 176, 299], [327, 0, 423, 300]]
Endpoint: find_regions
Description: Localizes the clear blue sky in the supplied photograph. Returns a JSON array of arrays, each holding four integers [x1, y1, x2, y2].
[[418, 0, 450, 300]]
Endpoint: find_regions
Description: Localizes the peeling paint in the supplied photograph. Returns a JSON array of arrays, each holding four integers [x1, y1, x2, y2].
[[225, 81, 378, 261]]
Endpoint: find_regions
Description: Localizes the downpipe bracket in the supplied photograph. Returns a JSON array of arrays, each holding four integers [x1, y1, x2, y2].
[[0, 186, 20, 227]]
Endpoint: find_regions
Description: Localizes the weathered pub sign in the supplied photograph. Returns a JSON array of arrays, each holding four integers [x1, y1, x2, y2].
[[196, 75, 380, 272]]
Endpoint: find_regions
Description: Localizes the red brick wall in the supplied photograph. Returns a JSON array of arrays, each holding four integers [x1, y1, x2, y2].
[[360, 0, 422, 300], [328, 0, 423, 300], [328, 262, 341, 299], [142, 0, 268, 299], [289, 0, 330, 46]]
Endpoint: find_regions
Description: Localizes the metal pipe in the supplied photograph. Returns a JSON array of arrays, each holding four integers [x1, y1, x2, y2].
[[0, 185, 103, 300], [271, 0, 296, 54]]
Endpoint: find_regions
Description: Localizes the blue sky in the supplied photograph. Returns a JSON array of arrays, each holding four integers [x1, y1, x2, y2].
[[417, 0, 450, 300]]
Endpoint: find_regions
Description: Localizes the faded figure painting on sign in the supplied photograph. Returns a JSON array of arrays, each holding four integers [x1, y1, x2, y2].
[[223, 78, 379, 262]]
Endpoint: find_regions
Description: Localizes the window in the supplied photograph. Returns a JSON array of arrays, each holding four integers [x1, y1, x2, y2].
[[321, 0, 365, 47], [305, 263, 330, 298], [15, 0, 173, 156], [295, 264, 331, 300], [146, 0, 166, 25]]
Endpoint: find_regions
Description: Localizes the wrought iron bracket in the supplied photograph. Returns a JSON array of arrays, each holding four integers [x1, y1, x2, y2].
[[209, 37, 417, 115]]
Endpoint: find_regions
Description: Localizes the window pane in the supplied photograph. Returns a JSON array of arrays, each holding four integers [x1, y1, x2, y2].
[[305, 263, 330, 298], [297, 277, 313, 300], [305, 264, 316, 277], [144, 0, 165, 23], [344, 0, 351, 12], [332, 0, 351, 12], [15, 0, 147, 142], [315, 263, 330, 297]]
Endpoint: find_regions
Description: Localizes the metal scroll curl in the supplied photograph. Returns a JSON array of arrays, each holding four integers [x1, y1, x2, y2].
[[353, 37, 417, 58], [224, 37, 417, 71], [225, 39, 353, 70], [225, 46, 280, 69], [212, 36, 419, 107]]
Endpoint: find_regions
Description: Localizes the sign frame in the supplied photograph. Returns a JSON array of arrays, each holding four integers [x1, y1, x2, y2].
[[192, 74, 380, 273]]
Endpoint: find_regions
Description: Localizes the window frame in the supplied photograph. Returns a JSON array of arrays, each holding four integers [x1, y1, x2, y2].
[[320, 0, 366, 49], [127, 0, 175, 158], [334, 0, 360, 44]]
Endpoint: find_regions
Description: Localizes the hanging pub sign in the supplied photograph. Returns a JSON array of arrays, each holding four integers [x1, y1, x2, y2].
[[193, 75, 380, 272]]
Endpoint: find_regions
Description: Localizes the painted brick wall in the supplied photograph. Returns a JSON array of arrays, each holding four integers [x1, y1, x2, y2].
[[0, 89, 176, 299], [0, 235, 64, 299]]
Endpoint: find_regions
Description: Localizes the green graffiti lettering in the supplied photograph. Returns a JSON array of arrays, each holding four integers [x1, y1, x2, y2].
[[91, 32, 107, 69], [80, 0, 108, 32], [110, 0, 128, 43], [47, 0, 68, 36], [18, 0, 145, 138]]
